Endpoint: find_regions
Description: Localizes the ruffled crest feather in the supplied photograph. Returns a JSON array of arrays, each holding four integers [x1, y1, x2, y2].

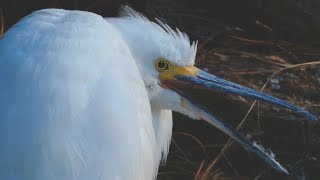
[[118, 5, 197, 65]]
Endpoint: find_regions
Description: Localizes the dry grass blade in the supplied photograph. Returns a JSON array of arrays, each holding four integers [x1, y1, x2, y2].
[[0, 8, 4, 36], [230, 36, 276, 46], [253, 169, 266, 180], [222, 153, 240, 177], [255, 20, 272, 32], [207, 170, 227, 180], [194, 160, 206, 180], [230, 50, 291, 68], [171, 138, 193, 164], [198, 60, 320, 179], [199, 101, 256, 178], [272, 61, 320, 73], [230, 69, 279, 75], [175, 132, 207, 155]]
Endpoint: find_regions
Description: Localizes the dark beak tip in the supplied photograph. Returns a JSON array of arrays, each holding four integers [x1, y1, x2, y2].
[[299, 111, 318, 122], [174, 71, 318, 123]]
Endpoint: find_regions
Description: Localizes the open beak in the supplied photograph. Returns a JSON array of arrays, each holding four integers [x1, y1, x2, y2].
[[160, 65, 317, 174]]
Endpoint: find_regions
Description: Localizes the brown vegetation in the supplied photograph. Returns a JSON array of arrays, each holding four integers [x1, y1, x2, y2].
[[1, 0, 320, 179]]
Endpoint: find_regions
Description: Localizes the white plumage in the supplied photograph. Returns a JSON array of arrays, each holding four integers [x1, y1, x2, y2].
[[0, 8, 158, 180], [0, 6, 317, 180]]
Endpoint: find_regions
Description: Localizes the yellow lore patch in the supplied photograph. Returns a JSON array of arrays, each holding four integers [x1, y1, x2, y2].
[[159, 65, 198, 81]]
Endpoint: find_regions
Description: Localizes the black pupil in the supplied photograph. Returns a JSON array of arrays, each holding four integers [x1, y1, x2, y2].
[[158, 61, 166, 69]]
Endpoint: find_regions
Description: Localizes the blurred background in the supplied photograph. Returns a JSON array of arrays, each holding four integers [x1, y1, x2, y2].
[[1, 0, 320, 179]]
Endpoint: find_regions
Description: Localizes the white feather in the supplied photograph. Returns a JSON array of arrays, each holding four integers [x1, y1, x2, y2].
[[0, 9, 157, 180], [110, 5, 197, 67], [151, 108, 173, 163], [0, 6, 199, 180]]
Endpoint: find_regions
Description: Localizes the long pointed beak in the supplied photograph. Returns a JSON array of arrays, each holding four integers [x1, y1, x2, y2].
[[160, 66, 317, 174], [162, 68, 317, 121]]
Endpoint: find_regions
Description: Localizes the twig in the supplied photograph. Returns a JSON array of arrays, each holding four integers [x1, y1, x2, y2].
[[199, 60, 320, 178], [175, 132, 207, 155], [222, 152, 240, 177], [0, 8, 4, 36], [276, 45, 300, 61], [194, 160, 206, 180], [256, 20, 272, 32], [230, 36, 276, 46], [253, 169, 267, 180], [230, 69, 279, 75], [257, 101, 261, 133], [171, 138, 192, 164], [230, 50, 290, 68], [200, 98, 257, 178]]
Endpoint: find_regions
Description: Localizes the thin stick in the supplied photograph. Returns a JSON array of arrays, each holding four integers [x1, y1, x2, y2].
[[0, 8, 4, 36], [253, 169, 267, 180], [175, 132, 207, 154], [230, 36, 276, 46], [194, 160, 206, 180], [230, 50, 290, 68], [200, 60, 320, 178], [222, 152, 240, 177], [171, 138, 192, 164]]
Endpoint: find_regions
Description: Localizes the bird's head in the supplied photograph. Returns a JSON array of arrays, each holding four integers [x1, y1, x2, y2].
[[107, 6, 199, 117], [107, 6, 317, 174]]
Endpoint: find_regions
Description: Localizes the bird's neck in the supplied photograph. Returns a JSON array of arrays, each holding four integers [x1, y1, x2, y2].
[[151, 107, 173, 164]]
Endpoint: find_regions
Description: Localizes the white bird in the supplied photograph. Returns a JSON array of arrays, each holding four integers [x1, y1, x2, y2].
[[0, 6, 317, 180]]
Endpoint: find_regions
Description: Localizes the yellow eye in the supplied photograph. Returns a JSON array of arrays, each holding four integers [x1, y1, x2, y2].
[[154, 59, 170, 71]]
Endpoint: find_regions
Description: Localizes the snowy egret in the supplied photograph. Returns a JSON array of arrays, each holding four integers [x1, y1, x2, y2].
[[0, 6, 317, 180]]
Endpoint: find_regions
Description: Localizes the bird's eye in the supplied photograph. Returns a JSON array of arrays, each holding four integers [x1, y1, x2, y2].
[[154, 59, 170, 71]]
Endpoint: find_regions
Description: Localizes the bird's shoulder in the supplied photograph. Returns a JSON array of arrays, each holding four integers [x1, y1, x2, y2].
[[19, 9, 105, 28], [0, 8, 134, 78], [0, 9, 157, 180]]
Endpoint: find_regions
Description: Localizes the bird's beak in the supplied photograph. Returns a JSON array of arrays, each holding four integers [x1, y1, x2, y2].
[[160, 65, 317, 174]]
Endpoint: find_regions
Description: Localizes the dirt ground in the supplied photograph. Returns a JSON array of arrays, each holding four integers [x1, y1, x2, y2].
[[1, 0, 320, 179]]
